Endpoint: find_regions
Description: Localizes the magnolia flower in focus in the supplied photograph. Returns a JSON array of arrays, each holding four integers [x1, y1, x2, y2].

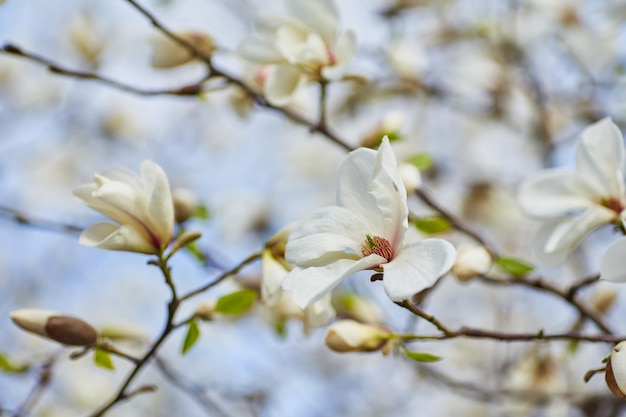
[[237, 0, 356, 105], [283, 137, 456, 308], [262, 226, 335, 327], [74, 160, 174, 255], [519, 118, 625, 265]]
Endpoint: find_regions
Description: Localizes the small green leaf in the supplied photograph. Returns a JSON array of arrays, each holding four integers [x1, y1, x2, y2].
[[181, 319, 201, 355], [274, 320, 287, 338], [566, 339, 580, 355], [0, 352, 29, 373], [495, 256, 535, 277], [192, 205, 210, 220], [407, 153, 434, 171], [403, 350, 442, 362], [93, 348, 115, 370], [215, 290, 257, 315], [413, 216, 452, 235]]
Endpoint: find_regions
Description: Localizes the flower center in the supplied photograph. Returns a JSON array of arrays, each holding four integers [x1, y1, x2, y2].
[[601, 197, 625, 214], [361, 235, 393, 261]]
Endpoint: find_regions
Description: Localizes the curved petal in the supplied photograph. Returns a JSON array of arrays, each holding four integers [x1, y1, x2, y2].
[[285, 0, 339, 44], [264, 64, 308, 106], [283, 255, 384, 308], [285, 206, 371, 267], [142, 160, 174, 247], [369, 137, 408, 249], [534, 206, 617, 265], [518, 169, 602, 218], [601, 237, 626, 282], [79, 222, 157, 254], [237, 36, 285, 64], [382, 239, 456, 301], [576, 117, 626, 198], [304, 293, 336, 328], [321, 30, 356, 80], [336, 147, 386, 236]]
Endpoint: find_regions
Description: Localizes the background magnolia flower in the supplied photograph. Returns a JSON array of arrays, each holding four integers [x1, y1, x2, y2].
[[237, 0, 356, 105], [283, 137, 456, 308], [262, 226, 336, 327], [74, 160, 174, 255], [518, 118, 626, 265]]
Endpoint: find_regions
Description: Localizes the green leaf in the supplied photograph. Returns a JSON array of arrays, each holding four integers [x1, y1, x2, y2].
[[495, 256, 535, 277], [181, 319, 201, 355], [403, 350, 442, 363], [407, 153, 434, 171], [192, 205, 210, 220], [413, 216, 452, 235], [93, 348, 115, 370], [0, 352, 29, 373], [215, 290, 257, 315]]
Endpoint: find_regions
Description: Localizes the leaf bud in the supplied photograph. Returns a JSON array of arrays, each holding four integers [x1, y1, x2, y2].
[[452, 245, 492, 282], [172, 188, 197, 224]]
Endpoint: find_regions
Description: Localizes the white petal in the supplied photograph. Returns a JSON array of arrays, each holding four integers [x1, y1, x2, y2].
[[304, 293, 336, 328], [321, 30, 357, 80], [382, 239, 456, 301], [142, 160, 174, 247], [264, 64, 308, 106], [518, 169, 601, 218], [369, 137, 408, 249], [610, 341, 626, 395], [261, 250, 288, 306], [283, 255, 384, 308], [533, 207, 616, 265], [601, 237, 626, 282], [285, 206, 371, 267], [79, 222, 157, 254], [576, 117, 626, 198], [237, 36, 285, 64], [285, 0, 339, 44], [274, 23, 313, 63], [336, 147, 386, 236]]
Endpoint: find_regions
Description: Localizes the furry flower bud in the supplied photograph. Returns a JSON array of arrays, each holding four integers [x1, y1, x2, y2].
[[325, 320, 391, 353], [11, 309, 98, 346]]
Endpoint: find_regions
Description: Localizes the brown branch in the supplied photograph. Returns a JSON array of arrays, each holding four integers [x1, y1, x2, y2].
[[477, 274, 614, 334], [11, 358, 54, 417], [1, 43, 209, 97], [0, 206, 83, 235]]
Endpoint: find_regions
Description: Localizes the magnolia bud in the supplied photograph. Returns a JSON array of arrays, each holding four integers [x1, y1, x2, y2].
[[335, 293, 383, 325], [398, 163, 422, 194], [360, 114, 404, 148], [591, 287, 617, 315], [452, 245, 492, 282], [151, 31, 216, 69], [325, 320, 391, 353], [98, 323, 148, 344], [172, 188, 197, 223], [11, 309, 98, 346], [606, 341, 626, 399], [195, 301, 215, 321]]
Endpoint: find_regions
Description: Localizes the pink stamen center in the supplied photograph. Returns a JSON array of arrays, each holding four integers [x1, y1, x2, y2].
[[361, 235, 393, 261], [602, 197, 625, 214]]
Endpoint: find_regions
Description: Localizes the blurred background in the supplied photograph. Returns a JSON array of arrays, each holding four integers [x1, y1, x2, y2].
[[2, 0, 626, 415]]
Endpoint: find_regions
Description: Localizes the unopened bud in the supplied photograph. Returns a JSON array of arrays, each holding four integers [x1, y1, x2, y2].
[[606, 341, 626, 399], [170, 230, 202, 255], [591, 287, 617, 315], [151, 31, 215, 69], [453, 245, 492, 282], [398, 163, 422, 194], [325, 320, 391, 353], [11, 309, 97, 346], [360, 114, 404, 149], [195, 301, 215, 321], [172, 188, 197, 223], [336, 293, 383, 324]]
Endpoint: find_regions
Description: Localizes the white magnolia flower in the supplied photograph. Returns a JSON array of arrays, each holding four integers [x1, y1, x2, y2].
[[237, 0, 356, 105], [519, 118, 625, 265], [283, 137, 457, 308], [74, 160, 174, 255]]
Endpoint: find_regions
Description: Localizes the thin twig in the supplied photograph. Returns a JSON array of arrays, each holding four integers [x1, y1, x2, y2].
[[12, 358, 54, 417], [0, 206, 83, 235]]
